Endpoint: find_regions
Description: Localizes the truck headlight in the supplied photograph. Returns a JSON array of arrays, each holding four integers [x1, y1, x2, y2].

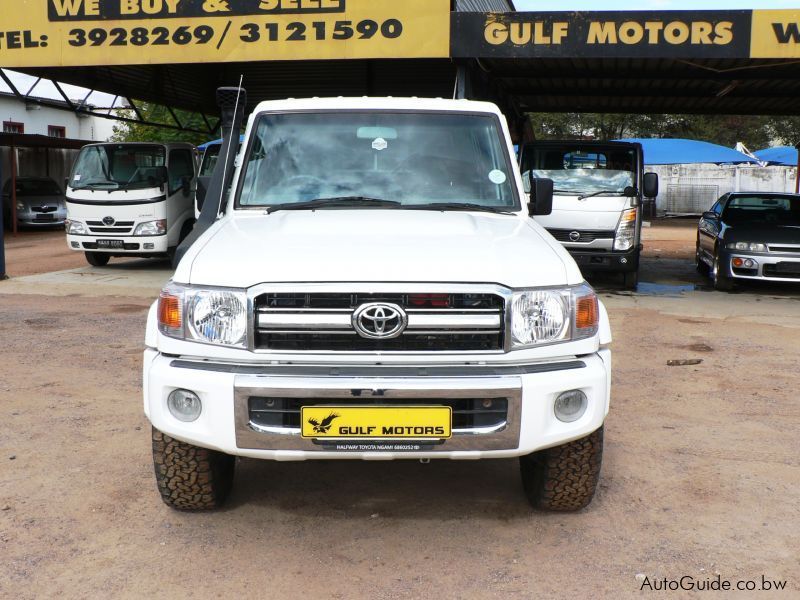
[[133, 219, 167, 236], [158, 283, 247, 348], [614, 208, 637, 251], [726, 242, 766, 252], [510, 283, 599, 349], [66, 219, 87, 235]]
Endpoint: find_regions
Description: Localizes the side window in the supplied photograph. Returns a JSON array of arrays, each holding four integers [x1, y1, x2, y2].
[[168, 149, 194, 194]]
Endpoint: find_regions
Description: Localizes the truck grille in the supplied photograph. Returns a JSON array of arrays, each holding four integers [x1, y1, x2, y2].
[[547, 229, 615, 243], [254, 292, 505, 352], [87, 220, 134, 234], [249, 397, 509, 433]]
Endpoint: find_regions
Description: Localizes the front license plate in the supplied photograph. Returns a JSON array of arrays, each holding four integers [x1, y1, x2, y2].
[[97, 239, 124, 249], [34, 214, 54, 221], [301, 406, 452, 439]]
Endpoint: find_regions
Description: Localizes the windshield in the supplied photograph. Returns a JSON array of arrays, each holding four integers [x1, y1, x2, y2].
[[70, 144, 166, 191], [236, 111, 518, 210], [522, 146, 635, 196], [723, 195, 800, 226], [5, 178, 61, 196]]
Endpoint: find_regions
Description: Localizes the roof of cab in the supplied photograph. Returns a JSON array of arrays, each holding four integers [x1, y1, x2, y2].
[[250, 96, 504, 117]]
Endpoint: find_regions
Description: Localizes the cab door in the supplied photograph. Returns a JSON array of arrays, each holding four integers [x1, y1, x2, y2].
[[166, 147, 196, 246]]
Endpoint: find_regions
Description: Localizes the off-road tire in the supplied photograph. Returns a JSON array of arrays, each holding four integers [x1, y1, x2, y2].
[[622, 269, 638, 290], [519, 426, 603, 511], [84, 251, 110, 267], [152, 427, 235, 511]]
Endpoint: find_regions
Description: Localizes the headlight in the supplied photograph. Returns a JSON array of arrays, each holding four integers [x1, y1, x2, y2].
[[726, 242, 766, 252], [158, 283, 247, 348], [133, 219, 167, 236], [614, 208, 637, 251], [510, 283, 599, 349], [16, 202, 25, 211], [66, 219, 87, 235]]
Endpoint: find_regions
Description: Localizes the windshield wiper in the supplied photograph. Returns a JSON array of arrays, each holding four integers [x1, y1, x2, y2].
[[404, 202, 513, 214], [266, 197, 401, 214], [578, 190, 623, 201], [552, 189, 584, 195]]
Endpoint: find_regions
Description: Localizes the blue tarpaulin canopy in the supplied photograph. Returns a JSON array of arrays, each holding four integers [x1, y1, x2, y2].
[[197, 135, 245, 152], [753, 146, 798, 166], [617, 138, 759, 166]]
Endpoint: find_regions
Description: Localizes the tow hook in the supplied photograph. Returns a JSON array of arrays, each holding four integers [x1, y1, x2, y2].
[[419, 458, 431, 464]]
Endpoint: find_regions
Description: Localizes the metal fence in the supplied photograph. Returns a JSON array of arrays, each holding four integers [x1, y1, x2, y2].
[[663, 184, 720, 215]]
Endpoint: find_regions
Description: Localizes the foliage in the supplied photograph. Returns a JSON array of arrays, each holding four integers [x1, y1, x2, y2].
[[528, 112, 800, 150], [110, 102, 215, 146]]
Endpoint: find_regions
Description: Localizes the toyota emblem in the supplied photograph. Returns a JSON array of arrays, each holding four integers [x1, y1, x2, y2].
[[352, 303, 408, 339], [568, 231, 581, 242], [102, 216, 116, 226]]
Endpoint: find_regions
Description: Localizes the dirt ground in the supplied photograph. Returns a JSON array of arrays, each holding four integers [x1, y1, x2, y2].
[[1, 222, 798, 598]]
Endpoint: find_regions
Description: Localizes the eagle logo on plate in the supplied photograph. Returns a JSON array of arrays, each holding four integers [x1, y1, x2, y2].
[[307, 412, 340, 434], [352, 303, 407, 339]]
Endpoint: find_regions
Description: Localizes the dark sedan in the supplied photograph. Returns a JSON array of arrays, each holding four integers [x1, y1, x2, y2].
[[2, 177, 67, 228], [696, 192, 800, 290]]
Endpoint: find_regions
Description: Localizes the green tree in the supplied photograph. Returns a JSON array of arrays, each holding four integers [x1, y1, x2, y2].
[[110, 102, 215, 146]]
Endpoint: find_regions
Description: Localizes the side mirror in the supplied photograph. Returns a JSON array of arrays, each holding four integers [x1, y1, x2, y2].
[[702, 211, 718, 220], [528, 174, 553, 216], [643, 172, 659, 198], [181, 175, 192, 197]]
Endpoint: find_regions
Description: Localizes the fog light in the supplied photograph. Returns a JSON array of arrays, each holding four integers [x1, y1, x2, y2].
[[554, 390, 588, 423], [144, 243, 155, 250], [620, 257, 628, 264], [167, 389, 202, 422], [744, 259, 756, 268], [71, 241, 79, 248]]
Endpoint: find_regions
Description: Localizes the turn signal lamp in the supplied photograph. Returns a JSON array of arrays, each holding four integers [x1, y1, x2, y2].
[[158, 290, 182, 336], [575, 292, 599, 332]]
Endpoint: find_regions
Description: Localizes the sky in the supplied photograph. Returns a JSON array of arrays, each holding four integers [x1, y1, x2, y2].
[[514, 0, 800, 8]]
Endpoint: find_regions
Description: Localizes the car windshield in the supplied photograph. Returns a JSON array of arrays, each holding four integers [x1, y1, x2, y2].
[[522, 146, 635, 196], [723, 195, 800, 226], [5, 179, 61, 196], [236, 111, 518, 210], [70, 144, 166, 191]]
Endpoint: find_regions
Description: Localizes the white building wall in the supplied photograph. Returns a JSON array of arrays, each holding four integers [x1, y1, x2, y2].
[[647, 163, 797, 215], [0, 96, 114, 141]]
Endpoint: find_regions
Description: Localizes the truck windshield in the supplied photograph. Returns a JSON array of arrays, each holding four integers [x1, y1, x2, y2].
[[522, 146, 635, 196], [237, 112, 518, 211], [70, 144, 167, 191]]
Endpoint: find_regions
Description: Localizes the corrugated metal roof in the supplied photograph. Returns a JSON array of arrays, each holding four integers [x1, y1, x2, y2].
[[455, 0, 514, 12]]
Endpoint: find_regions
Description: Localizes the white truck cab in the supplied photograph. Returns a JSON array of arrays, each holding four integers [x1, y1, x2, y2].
[[65, 142, 197, 266], [520, 141, 659, 289], [144, 94, 612, 512]]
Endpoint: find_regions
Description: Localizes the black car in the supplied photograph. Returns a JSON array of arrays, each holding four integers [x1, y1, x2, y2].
[[696, 192, 800, 290]]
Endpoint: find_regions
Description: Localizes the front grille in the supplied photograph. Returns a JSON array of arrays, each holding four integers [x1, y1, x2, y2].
[[87, 220, 135, 234], [547, 229, 615, 243], [768, 245, 800, 254], [763, 262, 800, 278], [249, 397, 509, 432], [33, 206, 57, 213], [255, 292, 505, 352]]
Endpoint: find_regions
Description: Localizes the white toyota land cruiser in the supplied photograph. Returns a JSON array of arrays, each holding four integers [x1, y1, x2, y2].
[[143, 91, 612, 512]]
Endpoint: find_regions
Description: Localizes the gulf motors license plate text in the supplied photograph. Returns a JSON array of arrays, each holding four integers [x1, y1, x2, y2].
[[301, 406, 451, 438]]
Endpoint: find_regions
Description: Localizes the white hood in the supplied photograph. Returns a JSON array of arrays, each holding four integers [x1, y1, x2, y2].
[[534, 195, 633, 231], [177, 210, 582, 289]]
